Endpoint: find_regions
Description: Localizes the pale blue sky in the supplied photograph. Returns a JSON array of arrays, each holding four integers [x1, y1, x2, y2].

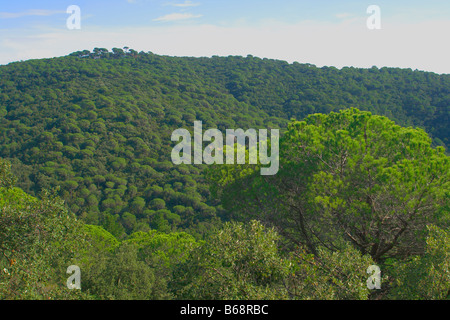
[[1, 0, 449, 73]]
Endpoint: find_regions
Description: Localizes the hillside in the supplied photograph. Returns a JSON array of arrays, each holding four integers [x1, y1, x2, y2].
[[0, 48, 449, 237]]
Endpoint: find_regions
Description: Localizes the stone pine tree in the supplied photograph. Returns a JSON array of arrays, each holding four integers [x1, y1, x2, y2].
[[210, 108, 450, 262]]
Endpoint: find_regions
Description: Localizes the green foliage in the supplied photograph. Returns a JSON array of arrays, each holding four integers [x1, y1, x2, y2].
[[124, 229, 200, 299], [0, 50, 449, 300], [172, 220, 291, 299], [1, 50, 448, 237], [0, 159, 90, 299], [316, 247, 373, 299], [124, 230, 199, 269], [83, 224, 120, 252], [172, 220, 377, 300], [0, 158, 16, 188], [211, 109, 450, 262], [387, 225, 450, 300], [80, 242, 157, 300], [287, 245, 375, 300]]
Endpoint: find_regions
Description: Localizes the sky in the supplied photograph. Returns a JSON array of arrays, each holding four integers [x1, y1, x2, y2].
[[0, 0, 449, 74]]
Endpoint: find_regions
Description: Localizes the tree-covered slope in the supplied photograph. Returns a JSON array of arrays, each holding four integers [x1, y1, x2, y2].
[[196, 55, 449, 147], [0, 48, 448, 237]]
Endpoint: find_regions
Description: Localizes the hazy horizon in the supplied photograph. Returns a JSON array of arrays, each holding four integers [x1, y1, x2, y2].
[[1, 0, 449, 74]]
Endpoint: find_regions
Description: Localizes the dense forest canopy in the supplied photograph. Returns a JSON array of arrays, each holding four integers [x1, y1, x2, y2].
[[0, 48, 448, 300], [0, 48, 448, 237]]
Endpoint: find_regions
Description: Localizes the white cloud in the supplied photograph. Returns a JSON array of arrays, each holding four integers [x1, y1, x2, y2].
[[335, 13, 353, 19], [0, 9, 64, 19], [172, 1, 200, 7], [153, 13, 202, 22]]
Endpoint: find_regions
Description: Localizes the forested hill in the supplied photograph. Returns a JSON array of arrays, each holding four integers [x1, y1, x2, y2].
[[0, 48, 449, 237]]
